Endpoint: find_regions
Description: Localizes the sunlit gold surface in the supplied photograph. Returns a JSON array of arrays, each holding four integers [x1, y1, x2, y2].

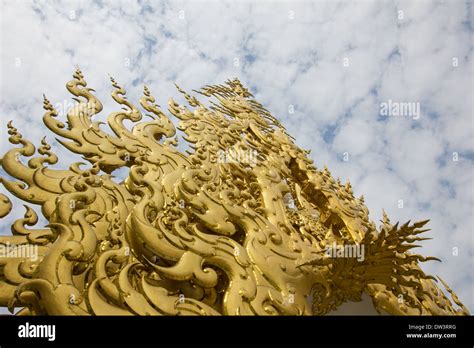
[[0, 69, 468, 315]]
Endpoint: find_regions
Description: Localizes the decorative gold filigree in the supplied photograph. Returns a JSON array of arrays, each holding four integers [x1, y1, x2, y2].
[[0, 69, 468, 316]]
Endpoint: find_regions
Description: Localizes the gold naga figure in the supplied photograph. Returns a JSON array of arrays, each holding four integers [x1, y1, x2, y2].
[[0, 69, 468, 315]]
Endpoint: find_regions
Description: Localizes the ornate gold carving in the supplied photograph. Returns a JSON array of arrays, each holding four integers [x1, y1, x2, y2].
[[0, 69, 468, 315]]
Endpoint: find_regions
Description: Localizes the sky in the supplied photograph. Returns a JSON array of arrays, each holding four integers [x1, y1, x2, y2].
[[0, 0, 472, 313]]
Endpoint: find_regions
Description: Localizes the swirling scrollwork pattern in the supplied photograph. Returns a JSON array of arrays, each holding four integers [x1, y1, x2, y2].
[[0, 69, 468, 316]]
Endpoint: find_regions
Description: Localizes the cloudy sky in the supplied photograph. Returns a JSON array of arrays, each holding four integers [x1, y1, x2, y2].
[[0, 0, 472, 313]]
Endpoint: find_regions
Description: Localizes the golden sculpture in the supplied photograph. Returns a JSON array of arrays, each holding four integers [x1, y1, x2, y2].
[[0, 69, 468, 315]]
